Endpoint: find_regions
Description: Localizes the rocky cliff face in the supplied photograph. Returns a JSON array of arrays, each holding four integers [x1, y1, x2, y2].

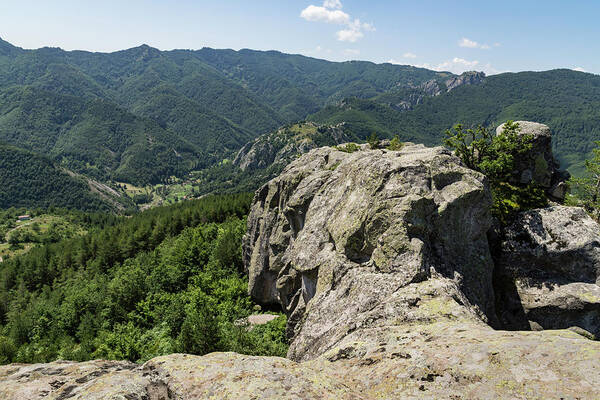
[[3, 122, 600, 399], [242, 134, 600, 397], [233, 122, 349, 172], [444, 71, 486, 91], [243, 143, 498, 360], [392, 71, 485, 111], [493, 206, 600, 337]]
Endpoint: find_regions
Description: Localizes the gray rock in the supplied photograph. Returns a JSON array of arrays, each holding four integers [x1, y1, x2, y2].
[[445, 71, 485, 92], [233, 122, 349, 172], [496, 121, 569, 199], [244, 143, 498, 360], [494, 206, 600, 336]]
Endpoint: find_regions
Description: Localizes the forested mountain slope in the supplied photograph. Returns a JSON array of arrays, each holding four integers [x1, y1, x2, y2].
[[0, 86, 199, 185], [0, 194, 287, 364], [0, 143, 128, 211], [0, 38, 451, 184], [2, 37, 600, 184], [310, 69, 600, 174]]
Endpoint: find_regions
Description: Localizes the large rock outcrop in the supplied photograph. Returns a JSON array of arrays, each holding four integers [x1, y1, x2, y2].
[[241, 142, 600, 397], [496, 121, 569, 199], [244, 143, 498, 360], [233, 122, 349, 172], [493, 206, 600, 337]]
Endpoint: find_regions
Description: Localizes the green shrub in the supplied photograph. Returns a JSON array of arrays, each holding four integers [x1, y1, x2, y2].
[[387, 135, 405, 151], [367, 132, 380, 149], [335, 143, 360, 153], [444, 121, 548, 223]]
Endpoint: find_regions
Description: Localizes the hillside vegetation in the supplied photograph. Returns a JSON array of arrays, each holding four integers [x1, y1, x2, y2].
[[0, 143, 128, 211], [310, 70, 600, 174], [0, 38, 449, 185], [0, 194, 287, 364]]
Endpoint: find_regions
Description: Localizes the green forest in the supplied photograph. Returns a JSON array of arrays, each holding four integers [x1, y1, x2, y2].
[[0, 194, 288, 364], [0, 143, 127, 211], [1, 37, 600, 200]]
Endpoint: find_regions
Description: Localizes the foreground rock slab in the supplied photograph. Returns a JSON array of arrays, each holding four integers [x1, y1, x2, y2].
[[2, 327, 599, 399]]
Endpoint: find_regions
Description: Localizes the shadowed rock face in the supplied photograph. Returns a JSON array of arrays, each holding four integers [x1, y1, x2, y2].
[[494, 206, 600, 337]]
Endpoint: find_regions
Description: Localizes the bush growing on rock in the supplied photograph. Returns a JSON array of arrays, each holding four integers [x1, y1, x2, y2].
[[444, 121, 547, 223], [386, 135, 404, 151], [334, 143, 360, 153], [567, 140, 600, 218]]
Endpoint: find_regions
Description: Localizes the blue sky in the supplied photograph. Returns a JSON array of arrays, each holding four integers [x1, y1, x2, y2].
[[2, 0, 598, 74]]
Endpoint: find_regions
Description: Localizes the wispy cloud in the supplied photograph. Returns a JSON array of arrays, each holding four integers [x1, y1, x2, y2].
[[323, 0, 342, 9], [403, 52, 417, 59], [300, 1, 374, 42], [390, 57, 499, 75], [459, 37, 491, 50], [344, 48, 360, 56], [573, 67, 586, 72]]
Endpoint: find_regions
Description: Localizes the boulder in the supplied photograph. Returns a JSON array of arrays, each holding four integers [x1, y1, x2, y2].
[[496, 121, 569, 199], [244, 143, 499, 360], [494, 206, 600, 336]]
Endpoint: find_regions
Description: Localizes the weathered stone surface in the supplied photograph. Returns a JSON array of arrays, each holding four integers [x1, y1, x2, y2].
[[496, 206, 600, 284], [0, 359, 143, 400], [244, 143, 499, 360], [494, 206, 600, 337], [233, 122, 349, 172], [496, 121, 569, 199], [4, 333, 600, 399]]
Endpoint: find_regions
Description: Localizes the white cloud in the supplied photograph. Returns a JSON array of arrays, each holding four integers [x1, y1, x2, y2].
[[336, 18, 374, 42], [459, 37, 491, 50], [403, 52, 417, 59], [300, 2, 374, 42], [337, 28, 363, 42], [300, 5, 350, 24], [344, 48, 360, 56], [415, 57, 480, 73], [573, 67, 586, 72], [323, 0, 342, 9]]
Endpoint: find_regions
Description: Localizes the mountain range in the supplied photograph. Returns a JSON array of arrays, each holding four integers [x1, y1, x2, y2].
[[1, 37, 600, 209]]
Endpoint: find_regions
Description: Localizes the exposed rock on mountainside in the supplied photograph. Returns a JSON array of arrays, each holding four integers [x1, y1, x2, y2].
[[233, 122, 349, 172], [242, 141, 600, 396], [392, 71, 486, 111], [444, 71, 486, 91], [493, 206, 600, 337], [497, 120, 569, 199]]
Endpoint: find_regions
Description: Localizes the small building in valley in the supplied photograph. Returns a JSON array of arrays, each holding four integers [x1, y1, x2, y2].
[[17, 215, 31, 221]]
